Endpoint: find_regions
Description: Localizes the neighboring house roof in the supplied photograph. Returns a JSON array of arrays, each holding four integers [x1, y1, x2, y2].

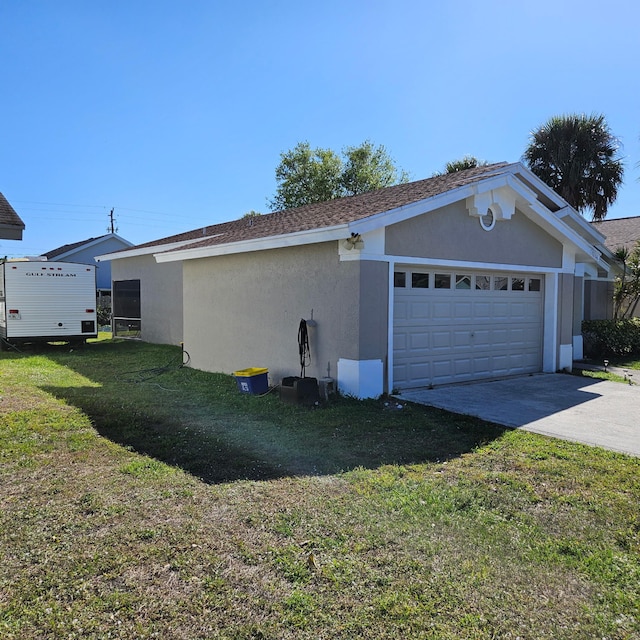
[[592, 216, 640, 253], [0, 192, 25, 240], [44, 233, 133, 261]]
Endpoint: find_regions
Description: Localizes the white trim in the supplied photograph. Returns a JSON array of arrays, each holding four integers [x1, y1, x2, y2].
[[573, 335, 584, 361], [345, 249, 585, 277], [507, 180, 605, 262], [337, 358, 384, 399], [509, 165, 571, 211], [339, 228, 385, 261], [479, 208, 496, 231], [562, 246, 576, 271], [556, 205, 608, 245], [387, 259, 395, 394], [383, 255, 567, 274], [155, 225, 350, 263], [559, 344, 573, 371], [96, 236, 216, 262]]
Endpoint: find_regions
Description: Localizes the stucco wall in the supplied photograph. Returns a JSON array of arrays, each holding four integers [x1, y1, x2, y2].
[[584, 280, 614, 320], [182, 243, 388, 386], [572, 275, 584, 336], [558, 272, 575, 346], [111, 255, 183, 345], [358, 260, 389, 360], [385, 201, 563, 268]]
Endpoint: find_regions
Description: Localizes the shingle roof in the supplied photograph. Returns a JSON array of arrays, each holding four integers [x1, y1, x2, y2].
[[0, 192, 25, 230], [129, 162, 511, 254], [592, 216, 640, 253], [44, 235, 110, 259]]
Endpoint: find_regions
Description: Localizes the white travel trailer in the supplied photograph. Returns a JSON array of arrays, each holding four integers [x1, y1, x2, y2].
[[0, 259, 98, 349]]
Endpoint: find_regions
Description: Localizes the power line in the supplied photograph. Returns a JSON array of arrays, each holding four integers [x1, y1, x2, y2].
[[11, 200, 109, 209]]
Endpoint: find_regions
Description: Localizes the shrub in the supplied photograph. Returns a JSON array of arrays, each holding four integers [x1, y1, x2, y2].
[[97, 297, 112, 328], [582, 318, 640, 358]]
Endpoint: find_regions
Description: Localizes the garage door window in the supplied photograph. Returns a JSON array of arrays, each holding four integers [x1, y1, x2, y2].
[[412, 273, 430, 288], [435, 273, 451, 289], [395, 270, 544, 295], [394, 272, 406, 287], [495, 276, 508, 291]]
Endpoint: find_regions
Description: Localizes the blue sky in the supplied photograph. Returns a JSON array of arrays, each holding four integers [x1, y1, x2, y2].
[[1, 0, 639, 257]]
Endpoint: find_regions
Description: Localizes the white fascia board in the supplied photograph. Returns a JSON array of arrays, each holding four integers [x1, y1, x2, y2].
[[555, 205, 607, 244], [507, 165, 611, 252], [154, 225, 350, 263], [509, 163, 569, 210], [96, 236, 214, 262], [507, 180, 606, 263]]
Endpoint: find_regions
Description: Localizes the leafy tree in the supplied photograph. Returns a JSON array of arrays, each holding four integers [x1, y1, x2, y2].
[[433, 155, 488, 176], [269, 140, 408, 211], [523, 113, 624, 221], [269, 142, 343, 210], [341, 141, 410, 196], [613, 242, 640, 319]]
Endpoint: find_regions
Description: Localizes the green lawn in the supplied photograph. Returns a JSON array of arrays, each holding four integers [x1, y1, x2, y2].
[[1, 340, 639, 639]]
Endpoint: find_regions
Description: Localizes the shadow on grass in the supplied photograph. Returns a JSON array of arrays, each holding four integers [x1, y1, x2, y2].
[[32, 341, 509, 484]]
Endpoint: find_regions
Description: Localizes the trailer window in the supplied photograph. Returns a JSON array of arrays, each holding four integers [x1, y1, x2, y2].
[[113, 279, 141, 338]]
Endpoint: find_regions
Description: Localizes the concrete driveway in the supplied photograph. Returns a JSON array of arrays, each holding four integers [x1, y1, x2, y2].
[[398, 374, 640, 457]]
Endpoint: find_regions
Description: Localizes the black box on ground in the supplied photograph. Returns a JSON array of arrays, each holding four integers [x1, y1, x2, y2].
[[280, 376, 320, 406]]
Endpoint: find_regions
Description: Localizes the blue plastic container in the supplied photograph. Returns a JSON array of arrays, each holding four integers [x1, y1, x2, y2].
[[233, 367, 269, 395]]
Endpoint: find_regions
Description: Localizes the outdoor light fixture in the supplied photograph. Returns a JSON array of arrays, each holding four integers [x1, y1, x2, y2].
[[343, 233, 364, 251], [604, 359, 609, 372]]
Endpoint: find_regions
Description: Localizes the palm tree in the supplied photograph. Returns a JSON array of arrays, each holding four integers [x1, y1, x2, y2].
[[432, 155, 488, 177], [523, 114, 624, 221]]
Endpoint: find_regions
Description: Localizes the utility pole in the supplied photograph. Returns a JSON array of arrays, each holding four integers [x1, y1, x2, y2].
[[108, 208, 118, 234]]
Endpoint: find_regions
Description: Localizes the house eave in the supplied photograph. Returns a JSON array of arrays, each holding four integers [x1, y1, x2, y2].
[[154, 225, 351, 262], [0, 224, 24, 241], [96, 236, 223, 262]]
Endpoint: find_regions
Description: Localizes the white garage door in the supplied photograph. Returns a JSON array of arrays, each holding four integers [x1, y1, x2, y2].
[[393, 269, 544, 389]]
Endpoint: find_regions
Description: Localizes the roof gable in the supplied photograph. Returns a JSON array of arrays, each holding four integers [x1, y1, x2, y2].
[[45, 234, 133, 260], [107, 163, 510, 259], [99, 161, 612, 274]]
